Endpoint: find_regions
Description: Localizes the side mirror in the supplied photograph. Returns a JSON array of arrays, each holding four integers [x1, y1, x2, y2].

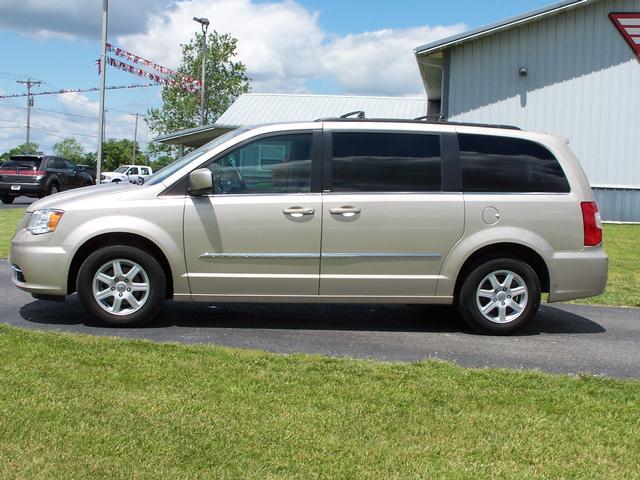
[[189, 168, 213, 196]]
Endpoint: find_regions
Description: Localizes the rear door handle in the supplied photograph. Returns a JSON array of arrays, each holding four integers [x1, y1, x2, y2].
[[283, 207, 315, 217], [329, 206, 362, 217]]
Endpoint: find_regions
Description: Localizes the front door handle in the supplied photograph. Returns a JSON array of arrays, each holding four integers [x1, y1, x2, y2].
[[283, 207, 315, 218], [329, 206, 361, 217]]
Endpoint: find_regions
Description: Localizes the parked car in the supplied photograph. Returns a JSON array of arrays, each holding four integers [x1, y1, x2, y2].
[[77, 164, 96, 182], [100, 165, 153, 184], [9, 119, 608, 334], [0, 155, 94, 204]]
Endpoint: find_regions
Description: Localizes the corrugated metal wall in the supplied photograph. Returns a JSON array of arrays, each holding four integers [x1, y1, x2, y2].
[[445, 0, 640, 221], [593, 187, 640, 222]]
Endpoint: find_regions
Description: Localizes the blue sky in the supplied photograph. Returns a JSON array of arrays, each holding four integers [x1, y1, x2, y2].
[[0, 0, 554, 153]]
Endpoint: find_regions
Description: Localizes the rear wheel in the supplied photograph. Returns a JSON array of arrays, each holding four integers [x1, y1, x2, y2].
[[0, 193, 14, 204], [458, 257, 541, 334], [76, 245, 166, 326], [48, 183, 59, 196]]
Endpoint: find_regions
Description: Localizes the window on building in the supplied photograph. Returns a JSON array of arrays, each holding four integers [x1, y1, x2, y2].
[[459, 134, 570, 193], [331, 132, 442, 192], [208, 133, 312, 194]]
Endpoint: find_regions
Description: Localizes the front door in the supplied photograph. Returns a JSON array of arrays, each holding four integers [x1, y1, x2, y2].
[[183, 131, 322, 298], [320, 130, 464, 298]]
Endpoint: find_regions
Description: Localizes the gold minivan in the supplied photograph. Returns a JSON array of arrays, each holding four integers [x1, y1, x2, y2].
[[9, 119, 608, 334]]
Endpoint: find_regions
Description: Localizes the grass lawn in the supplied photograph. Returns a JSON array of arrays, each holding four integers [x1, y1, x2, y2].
[[1, 325, 639, 479], [0, 208, 638, 306], [0, 208, 25, 258]]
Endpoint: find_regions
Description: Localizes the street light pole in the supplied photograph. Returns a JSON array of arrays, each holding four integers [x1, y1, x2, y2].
[[193, 17, 210, 126], [96, 0, 109, 183]]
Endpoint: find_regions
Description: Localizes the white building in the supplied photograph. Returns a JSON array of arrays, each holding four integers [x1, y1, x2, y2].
[[415, 0, 640, 221]]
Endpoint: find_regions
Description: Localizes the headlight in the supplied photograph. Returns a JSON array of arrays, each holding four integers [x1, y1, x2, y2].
[[27, 209, 64, 235]]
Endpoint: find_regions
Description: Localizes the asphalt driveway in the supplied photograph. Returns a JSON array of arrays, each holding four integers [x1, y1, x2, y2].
[[0, 196, 34, 209], [1, 260, 638, 378]]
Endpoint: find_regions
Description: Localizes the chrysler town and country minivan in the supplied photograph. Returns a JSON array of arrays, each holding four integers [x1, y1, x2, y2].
[[9, 118, 608, 334]]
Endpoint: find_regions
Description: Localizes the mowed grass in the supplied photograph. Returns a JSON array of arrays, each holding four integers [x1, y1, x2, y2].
[[0, 325, 639, 479], [0, 208, 637, 306], [0, 208, 25, 258], [575, 224, 640, 307]]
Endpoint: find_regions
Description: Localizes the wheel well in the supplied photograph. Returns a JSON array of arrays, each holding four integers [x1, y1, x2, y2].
[[67, 233, 174, 299], [453, 243, 550, 299]]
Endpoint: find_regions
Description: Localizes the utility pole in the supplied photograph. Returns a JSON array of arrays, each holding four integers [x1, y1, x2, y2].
[[96, 0, 109, 182], [130, 112, 141, 165], [16, 79, 42, 154]]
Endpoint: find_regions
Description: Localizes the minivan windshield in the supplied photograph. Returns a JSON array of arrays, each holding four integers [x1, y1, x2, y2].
[[145, 128, 248, 186], [1, 157, 42, 170]]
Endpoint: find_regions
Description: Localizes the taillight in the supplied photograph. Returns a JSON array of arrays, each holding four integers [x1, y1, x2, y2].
[[581, 201, 602, 246]]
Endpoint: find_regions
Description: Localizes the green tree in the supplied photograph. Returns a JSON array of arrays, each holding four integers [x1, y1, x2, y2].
[[1, 142, 41, 160], [146, 31, 250, 155], [53, 137, 84, 163], [101, 139, 149, 172]]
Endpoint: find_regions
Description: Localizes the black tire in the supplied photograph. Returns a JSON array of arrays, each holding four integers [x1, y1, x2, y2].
[[457, 257, 541, 335], [0, 193, 14, 204], [48, 182, 60, 196], [76, 245, 166, 326]]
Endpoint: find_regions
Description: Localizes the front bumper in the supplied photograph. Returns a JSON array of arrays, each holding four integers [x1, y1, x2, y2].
[[547, 247, 608, 303], [9, 227, 70, 297]]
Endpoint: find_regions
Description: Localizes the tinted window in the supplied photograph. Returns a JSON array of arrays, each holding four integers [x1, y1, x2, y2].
[[2, 157, 42, 170], [207, 134, 312, 194], [128, 167, 139, 175], [63, 159, 76, 171], [53, 158, 67, 170], [459, 134, 570, 193], [331, 132, 441, 192]]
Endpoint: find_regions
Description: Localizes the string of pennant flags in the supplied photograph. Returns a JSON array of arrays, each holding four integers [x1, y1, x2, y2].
[[0, 43, 199, 100], [102, 43, 201, 94]]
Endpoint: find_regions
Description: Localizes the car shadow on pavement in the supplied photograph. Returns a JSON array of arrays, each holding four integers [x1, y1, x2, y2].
[[19, 296, 605, 336]]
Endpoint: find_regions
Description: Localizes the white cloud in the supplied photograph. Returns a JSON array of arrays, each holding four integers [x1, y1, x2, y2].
[[117, 0, 325, 93], [323, 25, 466, 97], [117, 0, 465, 96], [0, 0, 175, 38], [0, 93, 148, 154]]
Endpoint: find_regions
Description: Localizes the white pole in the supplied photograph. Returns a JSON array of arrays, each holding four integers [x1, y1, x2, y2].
[[131, 113, 139, 165], [96, 0, 108, 182], [199, 25, 207, 126]]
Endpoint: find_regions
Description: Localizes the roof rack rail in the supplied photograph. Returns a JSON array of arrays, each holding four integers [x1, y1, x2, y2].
[[313, 116, 521, 130], [340, 110, 365, 119]]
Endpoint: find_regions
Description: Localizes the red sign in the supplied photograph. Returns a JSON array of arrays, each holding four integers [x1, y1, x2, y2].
[[610, 13, 640, 60]]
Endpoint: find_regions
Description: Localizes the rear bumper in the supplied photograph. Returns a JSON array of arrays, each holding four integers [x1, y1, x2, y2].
[[8, 228, 70, 297], [547, 247, 608, 302], [0, 182, 44, 197]]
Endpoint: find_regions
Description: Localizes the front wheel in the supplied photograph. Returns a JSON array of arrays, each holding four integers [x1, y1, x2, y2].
[[76, 245, 166, 326], [457, 257, 541, 335], [48, 183, 59, 196]]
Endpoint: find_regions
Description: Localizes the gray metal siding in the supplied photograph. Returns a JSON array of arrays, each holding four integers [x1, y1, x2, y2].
[[593, 187, 640, 222], [446, 0, 640, 192]]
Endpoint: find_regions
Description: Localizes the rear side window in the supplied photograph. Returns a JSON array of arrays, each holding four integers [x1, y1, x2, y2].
[[331, 132, 441, 192], [459, 134, 570, 193]]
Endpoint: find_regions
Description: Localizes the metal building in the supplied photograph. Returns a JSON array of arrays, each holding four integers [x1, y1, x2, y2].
[[155, 93, 428, 151], [415, 0, 640, 221]]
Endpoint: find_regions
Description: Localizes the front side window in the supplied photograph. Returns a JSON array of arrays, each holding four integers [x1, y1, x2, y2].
[[206, 133, 312, 194], [331, 132, 442, 192], [459, 134, 570, 193], [128, 167, 139, 175]]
